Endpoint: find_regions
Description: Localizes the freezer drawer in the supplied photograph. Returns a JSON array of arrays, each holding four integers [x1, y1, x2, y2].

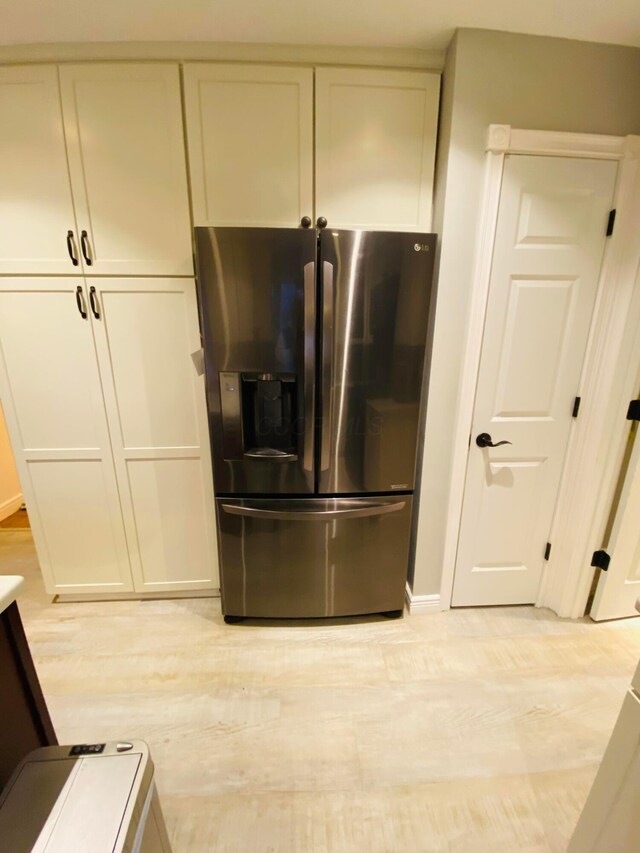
[[216, 495, 412, 618]]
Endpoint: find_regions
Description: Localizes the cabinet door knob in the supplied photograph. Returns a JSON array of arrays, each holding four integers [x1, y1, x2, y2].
[[300, 216, 312, 228], [316, 216, 328, 229], [75, 285, 87, 319], [66, 230, 79, 266], [80, 230, 93, 266]]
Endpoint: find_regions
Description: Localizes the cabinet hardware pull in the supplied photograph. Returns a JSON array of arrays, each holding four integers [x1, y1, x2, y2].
[[80, 230, 93, 265], [89, 286, 100, 319], [75, 286, 87, 319], [316, 216, 328, 229], [66, 230, 79, 266]]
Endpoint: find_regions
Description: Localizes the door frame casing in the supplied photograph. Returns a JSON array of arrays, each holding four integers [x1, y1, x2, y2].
[[439, 125, 640, 616]]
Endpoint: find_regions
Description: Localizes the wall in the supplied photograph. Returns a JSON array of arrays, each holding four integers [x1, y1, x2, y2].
[[0, 405, 21, 521], [412, 28, 640, 597]]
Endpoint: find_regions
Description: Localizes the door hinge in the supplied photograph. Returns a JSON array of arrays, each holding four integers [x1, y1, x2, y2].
[[544, 542, 552, 561], [591, 549, 611, 571], [572, 396, 581, 418], [626, 399, 640, 421], [606, 209, 616, 237]]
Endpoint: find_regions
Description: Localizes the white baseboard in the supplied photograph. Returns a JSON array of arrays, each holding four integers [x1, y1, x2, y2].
[[0, 493, 23, 522], [405, 582, 442, 614], [55, 588, 221, 603]]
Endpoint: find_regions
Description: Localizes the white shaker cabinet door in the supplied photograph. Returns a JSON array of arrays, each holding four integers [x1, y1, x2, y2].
[[183, 64, 313, 228], [0, 66, 81, 274], [59, 64, 193, 276], [315, 67, 440, 231], [0, 279, 133, 594], [88, 278, 219, 592]]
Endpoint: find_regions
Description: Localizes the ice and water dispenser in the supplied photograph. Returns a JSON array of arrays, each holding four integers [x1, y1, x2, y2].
[[219, 371, 299, 461]]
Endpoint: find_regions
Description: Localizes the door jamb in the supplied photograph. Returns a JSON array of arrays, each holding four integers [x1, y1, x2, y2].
[[438, 124, 640, 616]]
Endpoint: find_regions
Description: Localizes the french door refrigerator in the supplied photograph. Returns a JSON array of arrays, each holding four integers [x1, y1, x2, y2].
[[195, 227, 436, 620]]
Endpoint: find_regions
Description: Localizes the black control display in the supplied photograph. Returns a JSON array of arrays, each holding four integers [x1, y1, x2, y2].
[[69, 743, 105, 756]]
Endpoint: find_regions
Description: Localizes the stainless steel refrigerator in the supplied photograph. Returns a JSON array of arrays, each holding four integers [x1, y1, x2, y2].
[[195, 227, 436, 621]]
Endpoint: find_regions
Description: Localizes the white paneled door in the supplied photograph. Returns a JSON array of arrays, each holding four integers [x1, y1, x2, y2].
[[452, 155, 617, 607], [590, 416, 640, 621], [59, 64, 193, 276], [0, 66, 80, 274], [183, 64, 313, 228], [0, 279, 133, 593], [88, 278, 218, 592], [315, 67, 439, 231]]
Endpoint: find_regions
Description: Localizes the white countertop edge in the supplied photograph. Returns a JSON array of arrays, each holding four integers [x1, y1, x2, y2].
[[0, 575, 24, 614]]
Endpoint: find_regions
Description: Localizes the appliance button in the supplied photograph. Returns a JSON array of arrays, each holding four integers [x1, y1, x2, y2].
[[69, 743, 105, 756], [116, 742, 134, 752]]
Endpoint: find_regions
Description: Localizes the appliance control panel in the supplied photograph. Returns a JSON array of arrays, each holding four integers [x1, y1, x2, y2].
[[68, 743, 105, 756]]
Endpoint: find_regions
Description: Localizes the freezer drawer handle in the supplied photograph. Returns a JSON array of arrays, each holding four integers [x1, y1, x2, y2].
[[221, 501, 405, 521], [244, 449, 297, 461]]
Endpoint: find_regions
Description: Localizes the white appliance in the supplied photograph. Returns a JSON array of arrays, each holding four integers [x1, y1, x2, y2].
[[0, 740, 171, 852], [569, 644, 640, 851]]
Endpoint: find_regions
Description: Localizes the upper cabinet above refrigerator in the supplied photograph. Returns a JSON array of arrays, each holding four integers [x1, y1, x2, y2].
[[183, 64, 440, 232], [0, 63, 193, 276], [315, 68, 440, 232], [183, 64, 314, 230]]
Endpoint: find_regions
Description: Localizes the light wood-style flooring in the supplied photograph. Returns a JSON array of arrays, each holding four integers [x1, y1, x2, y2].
[[2, 529, 640, 852], [0, 506, 29, 529]]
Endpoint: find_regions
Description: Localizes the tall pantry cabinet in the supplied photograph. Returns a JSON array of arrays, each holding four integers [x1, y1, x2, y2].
[[0, 64, 218, 595]]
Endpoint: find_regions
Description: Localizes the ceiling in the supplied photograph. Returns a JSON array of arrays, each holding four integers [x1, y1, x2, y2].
[[1, 0, 639, 50]]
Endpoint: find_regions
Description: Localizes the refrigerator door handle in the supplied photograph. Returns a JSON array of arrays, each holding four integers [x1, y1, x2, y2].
[[303, 261, 315, 472], [321, 260, 334, 472], [221, 500, 405, 521]]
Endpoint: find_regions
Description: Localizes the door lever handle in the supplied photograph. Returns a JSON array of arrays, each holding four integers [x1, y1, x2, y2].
[[476, 432, 512, 448]]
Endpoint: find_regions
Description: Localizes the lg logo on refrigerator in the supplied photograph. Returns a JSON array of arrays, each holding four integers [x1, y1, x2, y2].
[[414, 243, 430, 252]]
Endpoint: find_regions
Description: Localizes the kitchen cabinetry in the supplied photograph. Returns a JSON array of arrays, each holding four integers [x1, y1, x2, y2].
[[0, 279, 133, 594], [0, 64, 192, 276], [0, 56, 440, 599], [315, 67, 439, 231], [59, 64, 193, 275], [184, 64, 314, 228], [89, 278, 217, 593], [0, 67, 78, 275], [183, 63, 440, 231], [0, 278, 218, 595]]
